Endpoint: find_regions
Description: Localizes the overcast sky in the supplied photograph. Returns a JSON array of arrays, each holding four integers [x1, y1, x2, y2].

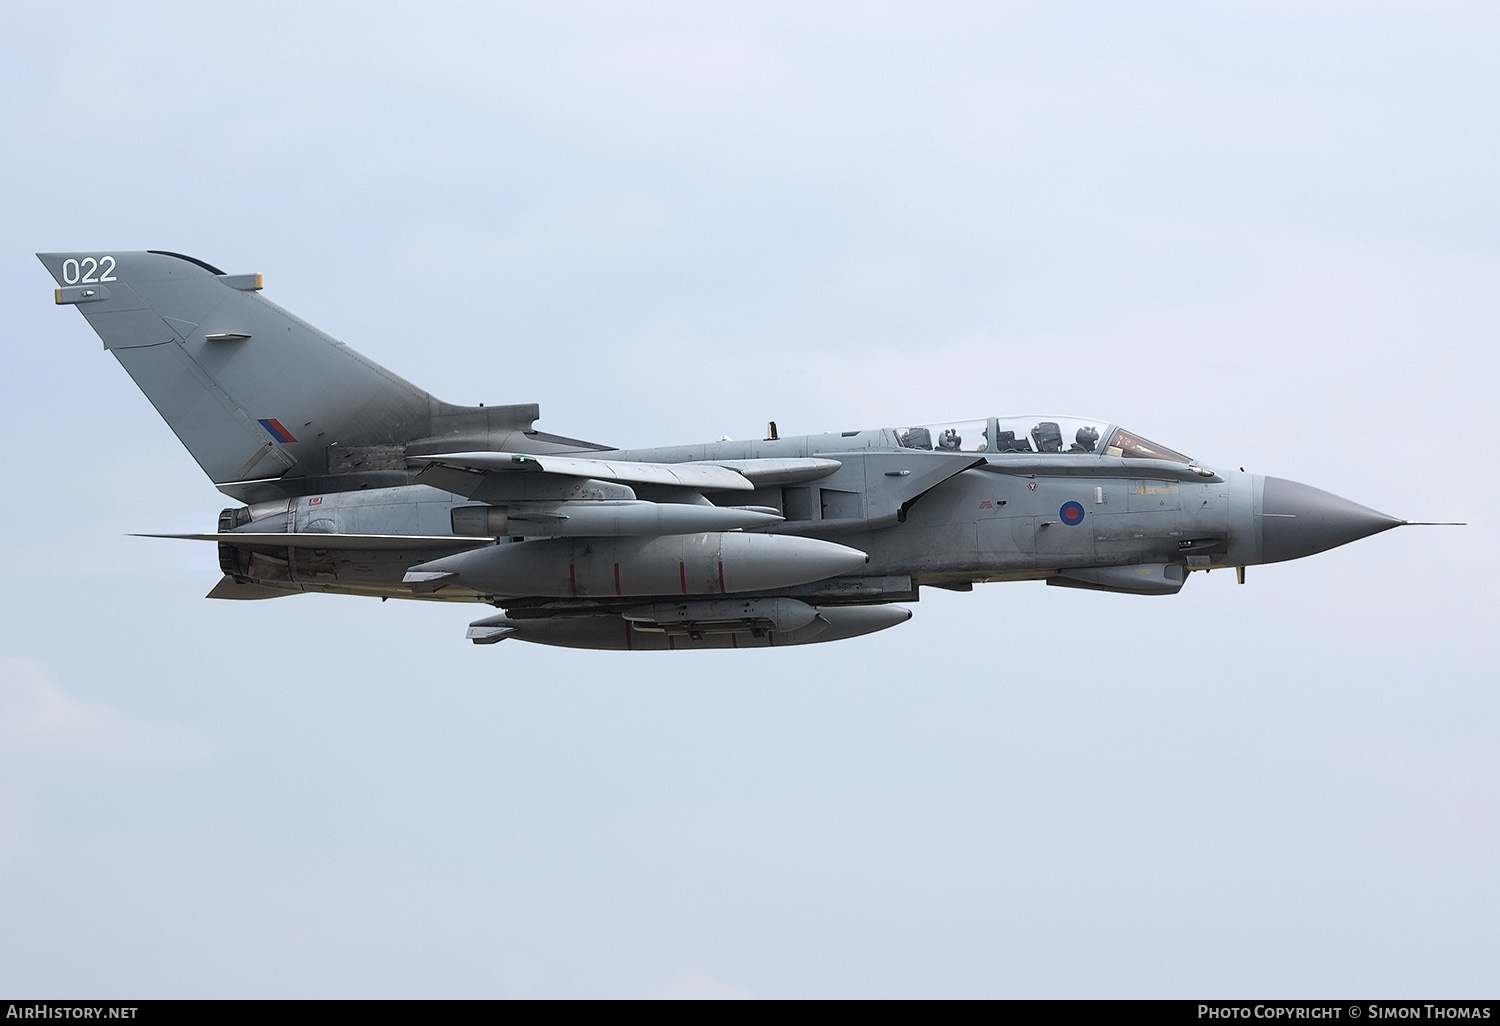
[[1, 1, 1496, 998]]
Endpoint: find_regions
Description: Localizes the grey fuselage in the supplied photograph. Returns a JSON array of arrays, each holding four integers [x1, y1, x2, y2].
[[38, 249, 1405, 650], [215, 426, 1263, 608]]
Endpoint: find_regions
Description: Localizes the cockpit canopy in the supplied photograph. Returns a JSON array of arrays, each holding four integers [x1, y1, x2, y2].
[[893, 416, 1191, 464]]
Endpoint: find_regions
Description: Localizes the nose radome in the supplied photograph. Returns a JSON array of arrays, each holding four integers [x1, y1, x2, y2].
[[1260, 476, 1403, 564]]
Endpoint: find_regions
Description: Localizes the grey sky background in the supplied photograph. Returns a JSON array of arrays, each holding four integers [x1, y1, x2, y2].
[[1, 1, 1495, 998]]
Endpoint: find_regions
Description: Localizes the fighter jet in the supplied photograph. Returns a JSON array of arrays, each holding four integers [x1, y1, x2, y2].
[[38, 250, 1437, 650]]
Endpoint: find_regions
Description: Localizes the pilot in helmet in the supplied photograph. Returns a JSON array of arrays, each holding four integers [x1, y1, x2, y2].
[[1073, 426, 1100, 452]]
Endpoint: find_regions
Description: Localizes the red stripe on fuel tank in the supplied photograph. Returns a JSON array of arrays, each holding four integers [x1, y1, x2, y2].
[[767, 631, 775, 648], [624, 620, 632, 651], [668, 635, 676, 651], [569, 564, 577, 597], [731, 633, 738, 649], [679, 561, 687, 594], [613, 562, 621, 596], [718, 560, 725, 594]]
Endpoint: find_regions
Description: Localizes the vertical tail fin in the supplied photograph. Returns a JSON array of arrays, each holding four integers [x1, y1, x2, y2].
[[38, 250, 538, 500]]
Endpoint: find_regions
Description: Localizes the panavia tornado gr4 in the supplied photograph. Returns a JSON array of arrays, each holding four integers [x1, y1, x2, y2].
[[39, 250, 1438, 651]]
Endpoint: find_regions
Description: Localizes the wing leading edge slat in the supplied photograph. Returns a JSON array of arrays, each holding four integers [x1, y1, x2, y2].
[[412, 452, 756, 492]]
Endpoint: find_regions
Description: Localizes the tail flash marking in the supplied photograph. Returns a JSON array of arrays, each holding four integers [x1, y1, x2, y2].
[[258, 418, 298, 443]]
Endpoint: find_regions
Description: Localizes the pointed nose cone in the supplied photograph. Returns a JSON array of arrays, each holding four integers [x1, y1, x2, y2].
[[1260, 476, 1402, 564]]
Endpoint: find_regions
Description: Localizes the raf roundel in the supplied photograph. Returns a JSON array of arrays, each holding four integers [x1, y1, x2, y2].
[[1059, 501, 1085, 526]]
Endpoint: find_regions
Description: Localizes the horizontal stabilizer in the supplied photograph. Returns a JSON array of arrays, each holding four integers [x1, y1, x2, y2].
[[138, 532, 494, 551], [206, 575, 300, 600]]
